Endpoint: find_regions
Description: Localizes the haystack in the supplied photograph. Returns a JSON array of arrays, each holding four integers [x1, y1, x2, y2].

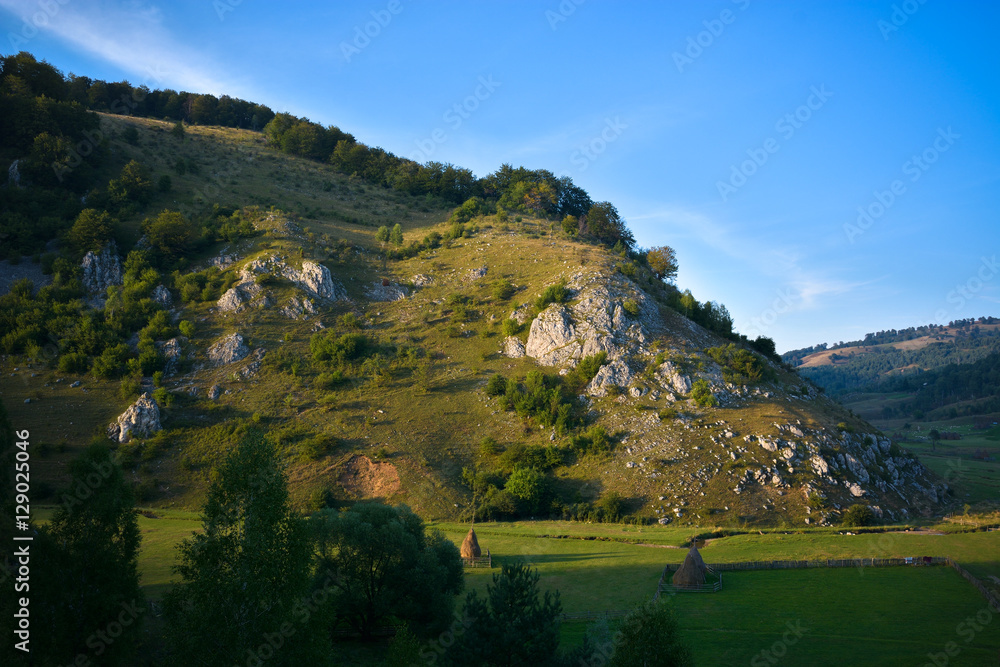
[[460, 527, 481, 558], [671, 545, 707, 588]]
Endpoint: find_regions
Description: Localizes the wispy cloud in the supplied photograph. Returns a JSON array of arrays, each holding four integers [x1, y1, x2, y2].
[[0, 0, 242, 95]]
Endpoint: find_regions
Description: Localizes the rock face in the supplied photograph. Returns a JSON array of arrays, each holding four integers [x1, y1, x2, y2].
[[525, 272, 655, 372], [281, 295, 317, 319], [151, 285, 173, 308], [208, 333, 250, 366], [81, 242, 123, 296], [7, 159, 21, 188], [107, 393, 161, 443], [217, 254, 348, 313], [157, 338, 182, 375], [294, 260, 345, 300]]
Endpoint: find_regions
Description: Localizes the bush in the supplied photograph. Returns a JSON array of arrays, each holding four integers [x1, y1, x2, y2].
[[178, 320, 195, 337], [535, 281, 569, 310], [479, 437, 503, 456], [486, 374, 507, 397], [491, 278, 515, 301], [842, 504, 875, 527], [705, 343, 767, 384], [501, 318, 520, 337], [690, 379, 717, 408], [310, 331, 371, 364], [92, 343, 132, 379], [622, 299, 640, 318], [58, 352, 90, 374], [315, 371, 345, 390], [504, 467, 546, 514], [338, 312, 362, 329]]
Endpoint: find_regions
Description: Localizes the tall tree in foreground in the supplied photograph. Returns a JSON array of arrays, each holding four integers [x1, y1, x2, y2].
[[165, 430, 326, 666], [32, 442, 144, 666], [646, 245, 679, 283], [609, 600, 693, 667], [310, 501, 463, 639], [448, 561, 562, 666]]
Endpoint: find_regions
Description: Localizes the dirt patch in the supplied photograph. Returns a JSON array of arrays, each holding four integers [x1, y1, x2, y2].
[[338, 455, 401, 498]]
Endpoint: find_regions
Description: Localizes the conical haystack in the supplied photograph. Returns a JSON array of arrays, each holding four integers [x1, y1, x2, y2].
[[460, 527, 481, 558], [671, 545, 707, 588]]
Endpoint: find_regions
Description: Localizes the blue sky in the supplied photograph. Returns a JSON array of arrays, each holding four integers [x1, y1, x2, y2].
[[2, 0, 998, 352]]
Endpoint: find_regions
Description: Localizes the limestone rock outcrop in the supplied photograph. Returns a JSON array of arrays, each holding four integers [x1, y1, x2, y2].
[[107, 393, 161, 442]]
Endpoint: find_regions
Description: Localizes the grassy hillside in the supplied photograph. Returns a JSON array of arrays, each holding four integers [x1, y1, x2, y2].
[[1, 113, 950, 530]]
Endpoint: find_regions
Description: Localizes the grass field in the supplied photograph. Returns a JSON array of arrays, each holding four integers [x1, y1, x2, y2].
[[36, 507, 998, 664]]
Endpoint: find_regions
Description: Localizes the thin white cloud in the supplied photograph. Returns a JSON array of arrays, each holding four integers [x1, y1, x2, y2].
[[0, 0, 243, 95]]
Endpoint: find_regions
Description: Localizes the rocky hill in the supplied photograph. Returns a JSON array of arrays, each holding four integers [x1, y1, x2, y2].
[[0, 113, 949, 528]]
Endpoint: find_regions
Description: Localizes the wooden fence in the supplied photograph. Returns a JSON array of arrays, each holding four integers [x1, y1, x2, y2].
[[702, 556, 947, 571], [559, 609, 630, 622], [462, 554, 492, 569], [655, 565, 723, 599], [946, 558, 1000, 613]]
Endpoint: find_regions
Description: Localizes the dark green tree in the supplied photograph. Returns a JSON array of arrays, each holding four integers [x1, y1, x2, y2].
[[67, 208, 116, 255], [584, 202, 634, 249], [646, 245, 678, 283], [310, 502, 463, 639], [448, 561, 561, 666], [389, 223, 404, 246], [609, 601, 693, 667], [141, 210, 195, 260], [107, 159, 152, 206], [165, 430, 324, 665], [32, 443, 144, 666]]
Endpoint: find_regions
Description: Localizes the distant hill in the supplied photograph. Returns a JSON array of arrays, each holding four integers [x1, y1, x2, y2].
[[783, 319, 1000, 396]]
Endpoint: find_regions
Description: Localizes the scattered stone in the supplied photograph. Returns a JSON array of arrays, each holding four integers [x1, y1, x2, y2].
[[364, 281, 408, 301], [411, 274, 433, 287], [208, 384, 223, 400], [465, 265, 488, 281], [70, 380, 81, 388], [281, 295, 317, 319], [107, 393, 161, 443]]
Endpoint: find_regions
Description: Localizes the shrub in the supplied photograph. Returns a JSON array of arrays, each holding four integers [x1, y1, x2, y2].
[[535, 281, 569, 310], [622, 299, 640, 318], [58, 352, 90, 374], [480, 437, 503, 456], [842, 504, 875, 527], [690, 379, 717, 407], [315, 371, 345, 390], [338, 312, 362, 329], [92, 343, 132, 379], [705, 343, 767, 384], [504, 467, 546, 513], [486, 374, 507, 397], [178, 320, 195, 337], [501, 318, 520, 337], [310, 331, 371, 364], [492, 279, 515, 301]]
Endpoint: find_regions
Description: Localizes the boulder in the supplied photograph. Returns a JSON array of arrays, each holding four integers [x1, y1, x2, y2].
[[411, 274, 433, 287], [281, 295, 316, 319], [502, 336, 526, 358], [525, 304, 579, 365], [157, 337, 182, 375], [586, 358, 633, 397], [208, 333, 250, 366], [81, 242, 122, 296], [364, 281, 408, 301], [151, 284, 172, 308], [7, 159, 22, 188], [208, 384, 223, 400], [107, 393, 161, 443], [656, 361, 691, 394], [292, 260, 347, 300]]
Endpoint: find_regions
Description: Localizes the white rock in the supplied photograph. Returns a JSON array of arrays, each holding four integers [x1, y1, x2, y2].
[[208, 333, 250, 366], [81, 242, 122, 296], [502, 336, 526, 358], [107, 393, 161, 443]]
